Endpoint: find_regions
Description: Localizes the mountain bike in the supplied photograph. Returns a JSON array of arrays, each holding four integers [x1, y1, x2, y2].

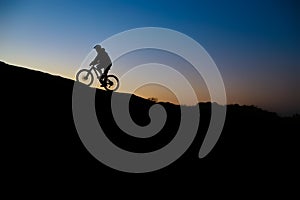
[[76, 65, 119, 91]]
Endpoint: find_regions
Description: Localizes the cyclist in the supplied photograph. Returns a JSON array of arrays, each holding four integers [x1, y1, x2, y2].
[[89, 44, 112, 86]]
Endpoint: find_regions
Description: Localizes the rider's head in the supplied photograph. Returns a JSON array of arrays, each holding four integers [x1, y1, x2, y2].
[[94, 44, 103, 53]]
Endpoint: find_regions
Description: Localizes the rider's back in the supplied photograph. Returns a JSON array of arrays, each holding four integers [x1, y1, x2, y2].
[[97, 49, 112, 69]]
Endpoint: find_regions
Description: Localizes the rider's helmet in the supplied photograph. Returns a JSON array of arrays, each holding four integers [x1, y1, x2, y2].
[[94, 45, 102, 51]]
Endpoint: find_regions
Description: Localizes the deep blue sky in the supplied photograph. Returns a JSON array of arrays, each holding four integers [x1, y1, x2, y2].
[[0, 0, 299, 115]]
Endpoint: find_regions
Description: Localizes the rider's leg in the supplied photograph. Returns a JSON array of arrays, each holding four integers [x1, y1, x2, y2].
[[96, 65, 104, 83], [103, 64, 111, 77], [100, 64, 112, 85]]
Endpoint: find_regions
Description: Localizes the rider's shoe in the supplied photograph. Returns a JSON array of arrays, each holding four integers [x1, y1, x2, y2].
[[99, 78, 105, 87], [100, 82, 107, 87]]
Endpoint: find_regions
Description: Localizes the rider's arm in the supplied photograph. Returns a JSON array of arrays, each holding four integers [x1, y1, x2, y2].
[[89, 60, 96, 66], [89, 54, 101, 66]]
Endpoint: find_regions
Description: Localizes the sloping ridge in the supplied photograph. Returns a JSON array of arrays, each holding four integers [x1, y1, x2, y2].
[[1, 61, 299, 185]]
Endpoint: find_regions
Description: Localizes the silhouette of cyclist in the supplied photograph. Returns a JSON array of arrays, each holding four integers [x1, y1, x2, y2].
[[89, 44, 112, 86]]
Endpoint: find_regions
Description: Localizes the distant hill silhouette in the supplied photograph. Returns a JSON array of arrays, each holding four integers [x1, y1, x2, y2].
[[1, 61, 299, 192]]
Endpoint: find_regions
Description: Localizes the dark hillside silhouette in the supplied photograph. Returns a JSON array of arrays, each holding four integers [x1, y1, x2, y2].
[[1, 61, 298, 191]]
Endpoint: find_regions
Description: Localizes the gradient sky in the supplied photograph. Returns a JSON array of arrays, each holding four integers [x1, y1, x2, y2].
[[0, 0, 299, 115]]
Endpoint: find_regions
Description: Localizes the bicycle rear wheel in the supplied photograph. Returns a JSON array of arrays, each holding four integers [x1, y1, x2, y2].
[[76, 69, 94, 86], [104, 75, 119, 91]]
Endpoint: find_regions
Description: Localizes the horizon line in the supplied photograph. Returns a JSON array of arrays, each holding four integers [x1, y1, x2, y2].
[[1, 60, 298, 117]]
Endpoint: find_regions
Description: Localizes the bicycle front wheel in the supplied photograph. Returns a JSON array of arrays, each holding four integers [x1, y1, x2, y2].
[[76, 69, 94, 86], [104, 75, 119, 91]]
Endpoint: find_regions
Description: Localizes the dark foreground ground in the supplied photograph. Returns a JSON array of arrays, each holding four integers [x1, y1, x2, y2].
[[1, 61, 299, 195]]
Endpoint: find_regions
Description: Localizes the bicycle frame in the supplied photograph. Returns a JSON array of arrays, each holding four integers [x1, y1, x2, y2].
[[89, 66, 103, 80]]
